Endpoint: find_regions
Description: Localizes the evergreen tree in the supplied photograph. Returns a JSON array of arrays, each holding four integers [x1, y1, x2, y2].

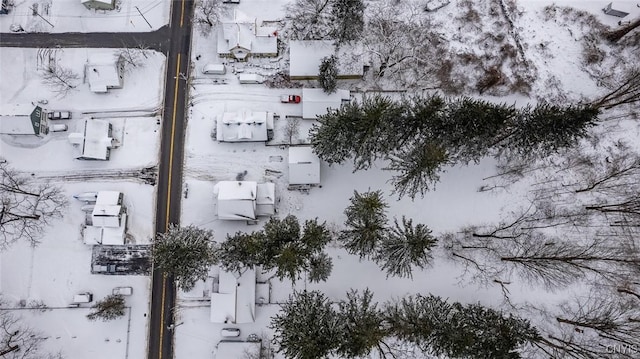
[[385, 142, 449, 199], [308, 252, 333, 283], [270, 290, 342, 359], [217, 231, 263, 274], [375, 216, 438, 278], [310, 100, 363, 165], [504, 103, 599, 157], [152, 225, 217, 291], [336, 289, 387, 358], [318, 55, 338, 94], [340, 190, 388, 259], [331, 0, 365, 44], [383, 295, 539, 358], [86, 294, 126, 321]]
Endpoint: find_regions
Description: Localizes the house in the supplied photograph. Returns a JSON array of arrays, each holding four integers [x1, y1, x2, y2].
[[215, 342, 261, 359], [217, 10, 278, 60], [302, 88, 350, 119], [210, 269, 256, 323], [602, 2, 633, 18], [86, 52, 125, 93], [288, 146, 321, 185], [289, 40, 364, 80], [216, 110, 274, 142], [68, 119, 117, 160], [83, 191, 127, 245], [81, 0, 115, 11], [0, 105, 48, 136], [215, 181, 276, 220]]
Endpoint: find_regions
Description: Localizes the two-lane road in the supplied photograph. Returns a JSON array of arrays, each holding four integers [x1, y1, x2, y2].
[[148, 1, 194, 359]]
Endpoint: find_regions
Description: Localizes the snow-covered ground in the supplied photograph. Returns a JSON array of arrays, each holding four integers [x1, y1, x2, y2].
[[0, 0, 170, 33], [1, 0, 639, 358]]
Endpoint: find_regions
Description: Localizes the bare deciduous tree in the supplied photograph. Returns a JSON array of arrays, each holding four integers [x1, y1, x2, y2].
[[283, 0, 334, 40], [0, 307, 64, 359], [40, 64, 79, 98], [0, 161, 67, 250], [592, 68, 640, 110], [194, 0, 224, 36], [284, 118, 300, 145]]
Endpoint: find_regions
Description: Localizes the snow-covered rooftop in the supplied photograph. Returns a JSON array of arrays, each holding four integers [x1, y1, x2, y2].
[[210, 269, 256, 324], [86, 53, 124, 93], [256, 182, 276, 216], [288, 146, 321, 185], [70, 119, 115, 160], [289, 40, 364, 80], [216, 110, 272, 142], [217, 10, 278, 60], [216, 181, 258, 220], [302, 88, 350, 119], [215, 341, 261, 359]]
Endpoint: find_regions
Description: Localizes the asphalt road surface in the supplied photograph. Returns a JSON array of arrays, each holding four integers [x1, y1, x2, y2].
[[148, 1, 194, 359], [0, 26, 171, 53]]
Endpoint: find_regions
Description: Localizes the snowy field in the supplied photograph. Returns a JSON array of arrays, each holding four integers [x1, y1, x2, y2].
[[0, 0, 170, 33]]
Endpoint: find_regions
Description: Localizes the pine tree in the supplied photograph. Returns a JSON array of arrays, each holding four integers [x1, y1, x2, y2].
[[217, 231, 263, 274], [331, 0, 365, 44], [375, 216, 438, 279], [383, 295, 539, 358], [308, 252, 333, 283], [385, 142, 449, 199], [318, 55, 338, 94], [86, 295, 126, 321], [310, 100, 363, 165], [336, 289, 387, 358], [340, 190, 388, 259], [152, 225, 217, 291], [270, 290, 342, 359]]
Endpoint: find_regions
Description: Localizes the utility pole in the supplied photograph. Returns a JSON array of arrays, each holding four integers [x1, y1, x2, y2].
[[32, 5, 54, 28], [135, 6, 153, 29]]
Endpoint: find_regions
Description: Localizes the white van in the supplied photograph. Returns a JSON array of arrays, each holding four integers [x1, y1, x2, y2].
[[50, 124, 68, 132], [73, 292, 93, 303], [220, 328, 241, 337], [202, 64, 226, 75], [238, 73, 264, 84]]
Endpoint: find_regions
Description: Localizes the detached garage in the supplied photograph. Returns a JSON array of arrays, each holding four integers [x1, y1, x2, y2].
[[288, 146, 320, 185]]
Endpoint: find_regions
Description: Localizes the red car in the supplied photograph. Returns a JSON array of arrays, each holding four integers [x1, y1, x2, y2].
[[280, 95, 301, 103]]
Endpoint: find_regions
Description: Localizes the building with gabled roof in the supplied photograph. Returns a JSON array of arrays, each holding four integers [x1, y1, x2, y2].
[[217, 9, 278, 60], [210, 269, 256, 324], [83, 191, 127, 245], [86, 52, 125, 93], [68, 119, 117, 160], [302, 88, 350, 119], [81, 0, 115, 10], [215, 181, 275, 220], [289, 146, 321, 185], [216, 110, 274, 142]]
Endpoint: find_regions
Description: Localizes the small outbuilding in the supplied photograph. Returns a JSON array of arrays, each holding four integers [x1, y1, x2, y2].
[[81, 0, 115, 11], [602, 2, 633, 18], [215, 341, 261, 359], [302, 88, 350, 119], [288, 146, 320, 185], [210, 269, 256, 324], [86, 52, 125, 93], [215, 181, 275, 220], [68, 119, 117, 160]]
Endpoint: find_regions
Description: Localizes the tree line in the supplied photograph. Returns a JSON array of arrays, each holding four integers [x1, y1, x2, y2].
[[309, 94, 600, 198]]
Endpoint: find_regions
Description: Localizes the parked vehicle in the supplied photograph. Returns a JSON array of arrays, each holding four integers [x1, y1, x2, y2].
[[50, 124, 68, 132], [73, 292, 93, 303], [238, 73, 264, 84], [112, 286, 133, 296], [280, 95, 301, 103], [202, 64, 226, 75], [73, 192, 98, 202], [48, 111, 71, 120], [220, 328, 241, 337], [222, 0, 240, 3]]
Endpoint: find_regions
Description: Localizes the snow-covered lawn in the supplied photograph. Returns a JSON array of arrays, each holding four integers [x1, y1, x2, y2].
[[0, 0, 170, 33]]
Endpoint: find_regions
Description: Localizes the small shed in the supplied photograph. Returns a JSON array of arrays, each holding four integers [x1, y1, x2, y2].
[[256, 183, 276, 216], [302, 88, 350, 119], [288, 147, 320, 185], [215, 341, 261, 359], [86, 52, 125, 93], [81, 0, 115, 11]]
